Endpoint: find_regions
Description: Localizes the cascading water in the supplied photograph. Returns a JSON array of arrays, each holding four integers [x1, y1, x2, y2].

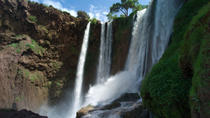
[[151, 0, 183, 65], [96, 22, 113, 84], [44, 0, 183, 117], [68, 22, 91, 118], [84, 0, 182, 111], [84, 9, 146, 106]]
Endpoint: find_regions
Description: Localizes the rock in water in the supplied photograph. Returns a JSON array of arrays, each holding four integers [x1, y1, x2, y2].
[[76, 93, 151, 118], [77, 105, 95, 118]]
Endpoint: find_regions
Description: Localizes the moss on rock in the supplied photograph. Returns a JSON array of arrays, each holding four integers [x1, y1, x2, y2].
[[140, 0, 210, 118]]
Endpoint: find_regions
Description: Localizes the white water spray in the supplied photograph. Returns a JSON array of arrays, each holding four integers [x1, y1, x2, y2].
[[151, 0, 183, 65], [68, 22, 91, 118], [84, 0, 182, 107], [96, 22, 113, 84], [84, 10, 146, 106]]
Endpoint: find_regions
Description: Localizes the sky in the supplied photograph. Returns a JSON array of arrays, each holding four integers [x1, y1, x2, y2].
[[30, 0, 151, 21]]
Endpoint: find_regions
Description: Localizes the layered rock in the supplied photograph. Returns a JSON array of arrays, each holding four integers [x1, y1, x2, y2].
[[0, 0, 134, 114], [111, 16, 133, 75], [0, 0, 88, 111]]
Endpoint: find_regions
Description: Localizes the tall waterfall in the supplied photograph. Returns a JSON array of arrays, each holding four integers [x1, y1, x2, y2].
[[68, 22, 91, 118], [84, 0, 182, 107], [96, 22, 113, 84]]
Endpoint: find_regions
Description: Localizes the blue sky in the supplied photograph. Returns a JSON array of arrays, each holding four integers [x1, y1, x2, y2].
[[30, 0, 151, 21]]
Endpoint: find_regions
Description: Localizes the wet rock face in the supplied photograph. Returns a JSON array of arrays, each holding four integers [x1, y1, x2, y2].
[[113, 93, 140, 102], [110, 16, 133, 75], [0, 109, 47, 118], [77, 93, 150, 118]]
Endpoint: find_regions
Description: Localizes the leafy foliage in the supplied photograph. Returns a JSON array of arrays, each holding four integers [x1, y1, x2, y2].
[[28, 15, 37, 23], [77, 11, 90, 19], [89, 18, 98, 24], [107, 0, 146, 20]]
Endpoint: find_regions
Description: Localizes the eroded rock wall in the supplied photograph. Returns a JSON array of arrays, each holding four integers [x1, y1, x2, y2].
[[0, 0, 88, 111]]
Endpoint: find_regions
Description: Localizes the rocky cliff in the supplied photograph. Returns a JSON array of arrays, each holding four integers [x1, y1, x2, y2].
[[0, 0, 88, 111], [141, 0, 210, 118], [0, 0, 132, 113]]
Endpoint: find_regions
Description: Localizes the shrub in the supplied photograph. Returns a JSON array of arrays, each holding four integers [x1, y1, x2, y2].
[[77, 11, 90, 19], [89, 18, 98, 24], [28, 15, 37, 23]]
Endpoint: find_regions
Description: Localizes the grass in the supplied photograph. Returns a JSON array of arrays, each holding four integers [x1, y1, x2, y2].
[[25, 39, 45, 55], [9, 42, 24, 53], [9, 35, 45, 55]]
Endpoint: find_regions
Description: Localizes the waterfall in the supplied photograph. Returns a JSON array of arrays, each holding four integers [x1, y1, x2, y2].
[[45, 0, 183, 118], [84, 0, 182, 107], [84, 9, 146, 106], [96, 22, 113, 84], [151, 0, 183, 65], [68, 22, 91, 118]]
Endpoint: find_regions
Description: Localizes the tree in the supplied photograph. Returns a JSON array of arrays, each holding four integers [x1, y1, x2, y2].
[[134, 4, 148, 11], [77, 11, 90, 20], [108, 0, 140, 18]]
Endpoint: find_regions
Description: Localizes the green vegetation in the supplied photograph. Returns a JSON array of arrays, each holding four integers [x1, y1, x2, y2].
[[15, 95, 24, 102], [187, 3, 210, 117], [55, 81, 63, 87], [107, 0, 147, 20], [113, 12, 134, 41], [25, 39, 45, 55], [38, 25, 49, 34], [28, 15, 37, 23], [10, 43, 18, 48], [9, 41, 24, 54], [15, 34, 24, 39], [140, 0, 210, 118], [89, 18, 98, 24], [21, 68, 44, 82], [9, 35, 45, 55], [51, 61, 63, 71], [48, 81, 52, 86], [77, 11, 90, 19]]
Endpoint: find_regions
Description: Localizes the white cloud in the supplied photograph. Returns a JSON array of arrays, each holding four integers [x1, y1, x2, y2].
[[30, 0, 39, 2], [88, 4, 108, 22], [41, 0, 77, 17], [31, 0, 109, 22]]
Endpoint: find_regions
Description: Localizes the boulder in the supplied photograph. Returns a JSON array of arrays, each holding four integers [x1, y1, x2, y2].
[[113, 93, 140, 102], [0, 109, 47, 118], [77, 105, 94, 118], [76, 93, 151, 118]]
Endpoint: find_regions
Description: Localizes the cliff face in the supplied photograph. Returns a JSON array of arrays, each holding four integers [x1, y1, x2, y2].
[[111, 15, 133, 75], [140, 0, 210, 118], [0, 0, 133, 113], [0, 0, 88, 111]]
